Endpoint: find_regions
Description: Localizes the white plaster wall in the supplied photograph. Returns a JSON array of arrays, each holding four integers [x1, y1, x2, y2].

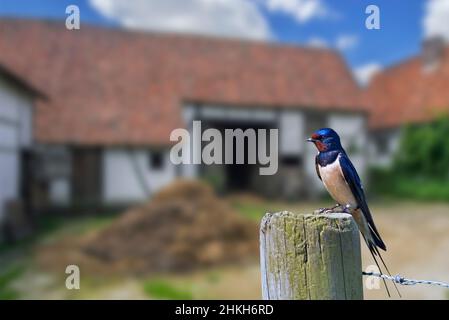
[[388, 130, 401, 159], [0, 124, 17, 149], [368, 129, 401, 167], [0, 77, 33, 148], [199, 105, 277, 122], [279, 111, 304, 155], [102, 148, 176, 204], [0, 76, 33, 220], [180, 104, 199, 178], [0, 152, 19, 219], [0, 79, 22, 121], [18, 100, 32, 147]]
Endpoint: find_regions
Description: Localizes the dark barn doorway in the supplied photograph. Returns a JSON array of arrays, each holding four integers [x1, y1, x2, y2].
[[201, 119, 275, 193]]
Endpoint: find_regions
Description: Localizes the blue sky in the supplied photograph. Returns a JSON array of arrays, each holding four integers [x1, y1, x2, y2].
[[0, 1, 443, 84]]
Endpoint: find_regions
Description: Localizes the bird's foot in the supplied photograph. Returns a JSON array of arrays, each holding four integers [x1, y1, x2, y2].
[[316, 204, 341, 214], [342, 204, 358, 214], [314, 207, 328, 214]]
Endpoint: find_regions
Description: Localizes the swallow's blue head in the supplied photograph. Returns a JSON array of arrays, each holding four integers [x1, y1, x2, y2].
[[307, 128, 342, 152]]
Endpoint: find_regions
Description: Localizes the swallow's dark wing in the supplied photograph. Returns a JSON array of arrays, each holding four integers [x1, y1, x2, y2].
[[339, 152, 400, 297], [315, 155, 321, 181], [338, 153, 386, 250]]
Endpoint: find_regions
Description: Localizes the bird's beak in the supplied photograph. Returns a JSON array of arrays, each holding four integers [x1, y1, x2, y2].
[[307, 138, 316, 143]]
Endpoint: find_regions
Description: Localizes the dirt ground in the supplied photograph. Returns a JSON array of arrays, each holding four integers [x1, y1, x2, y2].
[[188, 201, 449, 300], [2, 200, 449, 300], [360, 202, 449, 300]]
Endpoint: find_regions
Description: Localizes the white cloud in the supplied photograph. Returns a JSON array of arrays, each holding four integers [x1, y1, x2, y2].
[[335, 34, 358, 51], [306, 37, 328, 48], [263, 0, 328, 23], [89, 0, 272, 40], [353, 63, 382, 87], [423, 0, 449, 41]]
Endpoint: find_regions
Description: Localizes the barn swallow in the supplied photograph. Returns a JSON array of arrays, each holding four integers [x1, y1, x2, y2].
[[307, 128, 400, 297]]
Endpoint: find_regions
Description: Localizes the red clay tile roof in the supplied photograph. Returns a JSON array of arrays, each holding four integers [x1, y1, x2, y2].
[[364, 47, 449, 130], [0, 19, 362, 145]]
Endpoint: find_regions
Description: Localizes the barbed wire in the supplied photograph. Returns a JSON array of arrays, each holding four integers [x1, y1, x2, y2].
[[362, 272, 449, 289]]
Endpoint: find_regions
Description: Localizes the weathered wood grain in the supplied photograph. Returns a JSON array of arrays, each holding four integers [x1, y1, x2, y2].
[[260, 211, 363, 300]]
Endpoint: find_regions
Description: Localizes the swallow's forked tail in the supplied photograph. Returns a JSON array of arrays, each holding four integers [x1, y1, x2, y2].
[[354, 207, 401, 298], [364, 236, 402, 298]]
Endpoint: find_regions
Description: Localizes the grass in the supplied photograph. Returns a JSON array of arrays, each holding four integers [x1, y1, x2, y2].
[[0, 199, 448, 299], [231, 201, 267, 221], [0, 213, 119, 254], [390, 178, 449, 201], [0, 212, 120, 299], [230, 197, 331, 222], [143, 279, 193, 300], [0, 265, 25, 300], [142, 270, 226, 300], [370, 168, 449, 202]]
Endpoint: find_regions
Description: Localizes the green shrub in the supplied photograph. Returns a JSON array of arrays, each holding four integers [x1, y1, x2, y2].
[[394, 115, 449, 179], [371, 115, 449, 201]]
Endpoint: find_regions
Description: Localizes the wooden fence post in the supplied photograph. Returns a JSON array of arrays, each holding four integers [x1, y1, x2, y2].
[[260, 211, 363, 300]]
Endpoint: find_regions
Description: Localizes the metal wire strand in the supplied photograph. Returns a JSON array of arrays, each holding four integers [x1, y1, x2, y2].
[[362, 272, 449, 289]]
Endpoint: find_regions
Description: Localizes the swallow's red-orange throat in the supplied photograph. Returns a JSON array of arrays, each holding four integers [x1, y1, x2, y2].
[[308, 133, 327, 151]]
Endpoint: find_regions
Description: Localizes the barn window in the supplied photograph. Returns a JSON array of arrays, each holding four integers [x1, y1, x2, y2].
[[149, 151, 164, 170]]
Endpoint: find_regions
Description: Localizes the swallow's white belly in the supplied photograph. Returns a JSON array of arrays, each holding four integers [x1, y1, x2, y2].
[[318, 156, 357, 207]]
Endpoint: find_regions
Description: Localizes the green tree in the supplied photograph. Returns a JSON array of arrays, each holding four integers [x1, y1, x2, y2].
[[394, 115, 449, 179], [370, 115, 449, 201]]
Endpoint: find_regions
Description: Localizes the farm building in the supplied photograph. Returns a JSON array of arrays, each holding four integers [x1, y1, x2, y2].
[[0, 64, 41, 229], [365, 37, 449, 166], [0, 19, 367, 211]]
